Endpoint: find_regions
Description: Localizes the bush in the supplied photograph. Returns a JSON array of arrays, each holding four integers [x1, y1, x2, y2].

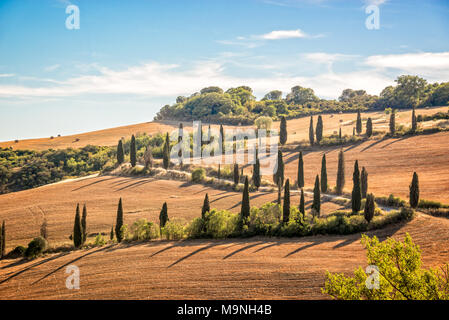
[[94, 233, 106, 246], [375, 194, 407, 208], [204, 209, 239, 238], [191, 168, 206, 183], [130, 219, 159, 241], [418, 199, 449, 209], [323, 233, 449, 300], [162, 220, 185, 240], [25, 237, 48, 259]]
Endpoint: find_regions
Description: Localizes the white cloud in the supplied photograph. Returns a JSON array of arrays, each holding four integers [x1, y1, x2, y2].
[[258, 29, 309, 40], [44, 64, 61, 72], [1, 51, 448, 102], [0, 74, 14, 78], [364, 52, 449, 81]]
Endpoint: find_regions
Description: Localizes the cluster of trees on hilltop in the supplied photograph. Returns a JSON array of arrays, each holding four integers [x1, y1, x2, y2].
[[154, 75, 449, 124], [0, 146, 115, 194]]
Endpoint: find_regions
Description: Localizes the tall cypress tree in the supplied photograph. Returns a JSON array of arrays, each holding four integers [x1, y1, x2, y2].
[[233, 163, 239, 185], [339, 127, 342, 141], [159, 202, 169, 234], [81, 204, 87, 244], [220, 124, 225, 155], [73, 203, 83, 248], [297, 151, 304, 189], [163, 132, 170, 169], [351, 160, 362, 213], [279, 116, 287, 145], [274, 150, 284, 188], [117, 140, 125, 165], [130, 134, 137, 167], [115, 198, 124, 243], [336, 150, 345, 195], [312, 175, 321, 217], [361, 167, 368, 199], [240, 176, 250, 229], [411, 106, 417, 133], [299, 188, 305, 216], [366, 118, 373, 137], [389, 110, 396, 135], [316, 115, 323, 143], [0, 220, 5, 258], [282, 179, 290, 224], [321, 153, 328, 193], [253, 158, 261, 190], [309, 116, 314, 146], [201, 193, 210, 220], [409, 172, 420, 208], [356, 110, 362, 135], [364, 193, 375, 223], [110, 225, 114, 241]]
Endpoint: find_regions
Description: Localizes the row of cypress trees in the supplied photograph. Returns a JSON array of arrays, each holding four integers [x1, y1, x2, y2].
[[73, 204, 88, 248]]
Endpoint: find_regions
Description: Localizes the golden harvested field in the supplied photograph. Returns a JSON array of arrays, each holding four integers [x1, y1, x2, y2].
[[0, 176, 344, 251], [1, 212, 449, 299], [1, 106, 446, 151]]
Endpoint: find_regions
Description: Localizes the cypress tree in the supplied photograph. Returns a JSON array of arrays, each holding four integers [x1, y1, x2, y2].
[[411, 106, 417, 133], [389, 110, 396, 135], [282, 179, 290, 224], [163, 132, 170, 169], [299, 188, 305, 216], [364, 193, 375, 223], [274, 150, 284, 188], [233, 163, 239, 185], [253, 158, 261, 190], [115, 198, 124, 243], [220, 124, 225, 154], [240, 176, 250, 229], [81, 204, 87, 244], [110, 225, 114, 241], [366, 117, 373, 137], [309, 116, 314, 146], [353, 127, 355, 136], [351, 160, 362, 213], [297, 151, 304, 189], [321, 154, 328, 193], [356, 110, 362, 135], [316, 115, 323, 143], [207, 125, 212, 143], [312, 175, 320, 217], [361, 167, 368, 198], [336, 150, 345, 195], [409, 172, 420, 208], [73, 204, 83, 248], [117, 140, 125, 164], [1, 220, 5, 258], [201, 193, 210, 220], [339, 127, 342, 141], [130, 134, 137, 167], [159, 202, 169, 234], [279, 116, 287, 145]]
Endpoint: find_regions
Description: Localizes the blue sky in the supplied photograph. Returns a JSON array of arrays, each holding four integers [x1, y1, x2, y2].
[[0, 0, 448, 141]]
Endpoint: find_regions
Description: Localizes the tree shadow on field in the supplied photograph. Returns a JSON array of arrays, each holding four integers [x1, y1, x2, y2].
[[114, 179, 154, 192], [31, 245, 114, 285], [71, 176, 118, 191], [0, 252, 71, 285], [223, 242, 264, 259], [167, 242, 224, 268], [361, 138, 385, 152], [380, 136, 411, 149]]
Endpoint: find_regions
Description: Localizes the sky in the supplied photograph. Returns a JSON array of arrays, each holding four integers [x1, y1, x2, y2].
[[0, 0, 448, 141]]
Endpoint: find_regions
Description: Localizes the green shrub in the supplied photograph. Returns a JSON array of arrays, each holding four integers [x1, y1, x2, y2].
[[191, 168, 206, 183], [130, 218, 159, 240], [25, 237, 48, 259], [323, 233, 449, 300], [375, 194, 407, 208], [204, 210, 239, 238], [418, 199, 449, 209], [162, 220, 185, 240], [94, 233, 106, 246]]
